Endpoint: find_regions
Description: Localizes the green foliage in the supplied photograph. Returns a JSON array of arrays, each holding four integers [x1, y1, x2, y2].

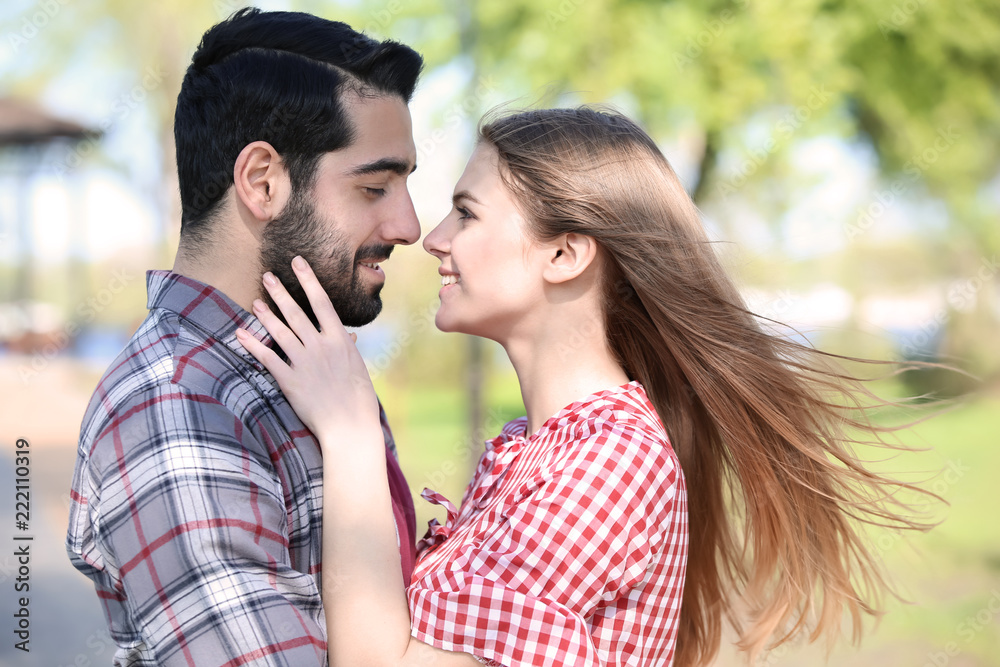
[[342, 0, 1000, 391], [346, 0, 999, 244]]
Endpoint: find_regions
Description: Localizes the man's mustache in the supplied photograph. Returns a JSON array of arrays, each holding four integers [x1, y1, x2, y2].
[[354, 243, 395, 265]]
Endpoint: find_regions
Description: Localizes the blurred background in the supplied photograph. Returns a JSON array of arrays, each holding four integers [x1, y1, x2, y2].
[[1, 0, 998, 665]]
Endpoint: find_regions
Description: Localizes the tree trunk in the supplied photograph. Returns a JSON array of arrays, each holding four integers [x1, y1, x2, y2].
[[691, 128, 718, 205]]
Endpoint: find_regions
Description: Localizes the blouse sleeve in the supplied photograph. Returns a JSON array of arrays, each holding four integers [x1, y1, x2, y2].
[[406, 421, 684, 667]]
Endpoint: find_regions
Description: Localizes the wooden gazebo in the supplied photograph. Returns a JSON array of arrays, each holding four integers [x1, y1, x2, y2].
[[0, 97, 95, 145], [0, 97, 100, 350]]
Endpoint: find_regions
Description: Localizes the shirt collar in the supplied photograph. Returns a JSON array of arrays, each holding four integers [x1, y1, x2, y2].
[[485, 380, 646, 452], [145, 270, 276, 362]]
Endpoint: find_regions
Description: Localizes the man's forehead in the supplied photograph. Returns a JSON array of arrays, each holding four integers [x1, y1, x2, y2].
[[335, 94, 416, 175]]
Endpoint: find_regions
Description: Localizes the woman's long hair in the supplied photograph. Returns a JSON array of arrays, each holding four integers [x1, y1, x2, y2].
[[480, 107, 938, 665]]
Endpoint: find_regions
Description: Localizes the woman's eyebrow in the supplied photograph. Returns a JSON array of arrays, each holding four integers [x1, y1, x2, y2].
[[453, 190, 482, 207]]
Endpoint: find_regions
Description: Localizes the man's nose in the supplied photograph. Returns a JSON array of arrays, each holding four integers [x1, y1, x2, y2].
[[384, 191, 421, 245]]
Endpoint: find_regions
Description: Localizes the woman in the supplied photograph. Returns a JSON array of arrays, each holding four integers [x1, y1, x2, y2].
[[238, 107, 933, 666]]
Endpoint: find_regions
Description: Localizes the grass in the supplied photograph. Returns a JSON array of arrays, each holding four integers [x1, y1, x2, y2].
[[376, 370, 1000, 665], [851, 390, 1000, 665]]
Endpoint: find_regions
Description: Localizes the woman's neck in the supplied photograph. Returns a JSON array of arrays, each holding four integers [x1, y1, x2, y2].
[[502, 309, 629, 435]]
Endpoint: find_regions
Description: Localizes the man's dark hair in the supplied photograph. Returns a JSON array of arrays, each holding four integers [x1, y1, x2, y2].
[[174, 8, 423, 249]]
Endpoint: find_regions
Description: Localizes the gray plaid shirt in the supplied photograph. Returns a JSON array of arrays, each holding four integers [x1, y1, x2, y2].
[[67, 270, 416, 666]]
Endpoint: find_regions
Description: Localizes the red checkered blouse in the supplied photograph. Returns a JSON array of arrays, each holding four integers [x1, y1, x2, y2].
[[407, 381, 688, 666]]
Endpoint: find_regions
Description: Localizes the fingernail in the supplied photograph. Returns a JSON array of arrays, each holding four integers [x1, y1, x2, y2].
[[252, 299, 266, 312], [292, 256, 307, 270], [263, 272, 277, 286]]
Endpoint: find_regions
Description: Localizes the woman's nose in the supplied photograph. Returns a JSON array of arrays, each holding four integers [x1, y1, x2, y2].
[[422, 216, 452, 257]]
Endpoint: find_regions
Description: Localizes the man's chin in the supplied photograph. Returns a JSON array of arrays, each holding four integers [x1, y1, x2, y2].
[[336, 297, 382, 328]]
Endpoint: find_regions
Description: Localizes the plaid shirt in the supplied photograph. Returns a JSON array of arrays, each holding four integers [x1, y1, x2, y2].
[[66, 270, 417, 667], [408, 381, 688, 667]]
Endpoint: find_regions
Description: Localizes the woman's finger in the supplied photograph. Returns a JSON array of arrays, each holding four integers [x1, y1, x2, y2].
[[235, 327, 290, 382], [290, 256, 348, 338], [261, 270, 320, 344], [251, 297, 304, 359]]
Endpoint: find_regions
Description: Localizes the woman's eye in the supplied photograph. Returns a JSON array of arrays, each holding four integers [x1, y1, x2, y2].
[[456, 206, 473, 220]]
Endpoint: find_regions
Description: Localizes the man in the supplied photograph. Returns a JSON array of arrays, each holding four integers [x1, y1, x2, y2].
[[66, 9, 423, 666]]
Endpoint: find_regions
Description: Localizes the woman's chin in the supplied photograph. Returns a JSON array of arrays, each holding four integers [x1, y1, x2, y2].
[[434, 312, 460, 333], [434, 313, 480, 337]]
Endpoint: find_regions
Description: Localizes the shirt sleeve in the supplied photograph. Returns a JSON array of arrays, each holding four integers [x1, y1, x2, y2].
[[68, 384, 327, 667], [406, 421, 682, 667]]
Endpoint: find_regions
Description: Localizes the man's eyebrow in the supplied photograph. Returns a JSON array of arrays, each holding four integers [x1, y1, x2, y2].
[[452, 190, 482, 207], [347, 157, 416, 177]]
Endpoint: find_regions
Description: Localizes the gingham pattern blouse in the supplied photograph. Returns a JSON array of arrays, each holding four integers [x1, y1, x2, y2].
[[408, 381, 688, 666]]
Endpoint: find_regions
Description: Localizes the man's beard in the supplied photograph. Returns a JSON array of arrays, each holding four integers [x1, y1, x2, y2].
[[259, 188, 393, 329]]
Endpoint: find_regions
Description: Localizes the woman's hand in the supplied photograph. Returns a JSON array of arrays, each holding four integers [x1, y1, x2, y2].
[[241, 260, 484, 667], [236, 255, 381, 446]]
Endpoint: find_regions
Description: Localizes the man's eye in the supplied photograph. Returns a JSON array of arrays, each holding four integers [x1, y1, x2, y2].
[[364, 187, 386, 197]]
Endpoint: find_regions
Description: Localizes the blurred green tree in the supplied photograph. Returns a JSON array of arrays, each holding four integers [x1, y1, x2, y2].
[[5, 0, 997, 390], [339, 0, 1000, 392], [342, 0, 998, 241]]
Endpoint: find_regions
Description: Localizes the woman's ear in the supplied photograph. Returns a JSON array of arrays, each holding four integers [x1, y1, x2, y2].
[[233, 141, 290, 223], [541, 232, 598, 284]]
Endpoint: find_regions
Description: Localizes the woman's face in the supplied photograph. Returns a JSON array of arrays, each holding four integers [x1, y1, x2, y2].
[[422, 143, 545, 341]]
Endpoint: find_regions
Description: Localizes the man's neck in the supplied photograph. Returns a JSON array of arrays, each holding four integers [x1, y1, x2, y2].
[[172, 245, 261, 314]]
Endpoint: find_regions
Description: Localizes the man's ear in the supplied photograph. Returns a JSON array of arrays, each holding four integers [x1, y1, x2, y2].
[[540, 232, 599, 284], [232, 141, 290, 223]]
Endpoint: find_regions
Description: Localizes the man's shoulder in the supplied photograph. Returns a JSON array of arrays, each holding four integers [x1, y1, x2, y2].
[[78, 306, 261, 458], [80, 309, 179, 437]]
